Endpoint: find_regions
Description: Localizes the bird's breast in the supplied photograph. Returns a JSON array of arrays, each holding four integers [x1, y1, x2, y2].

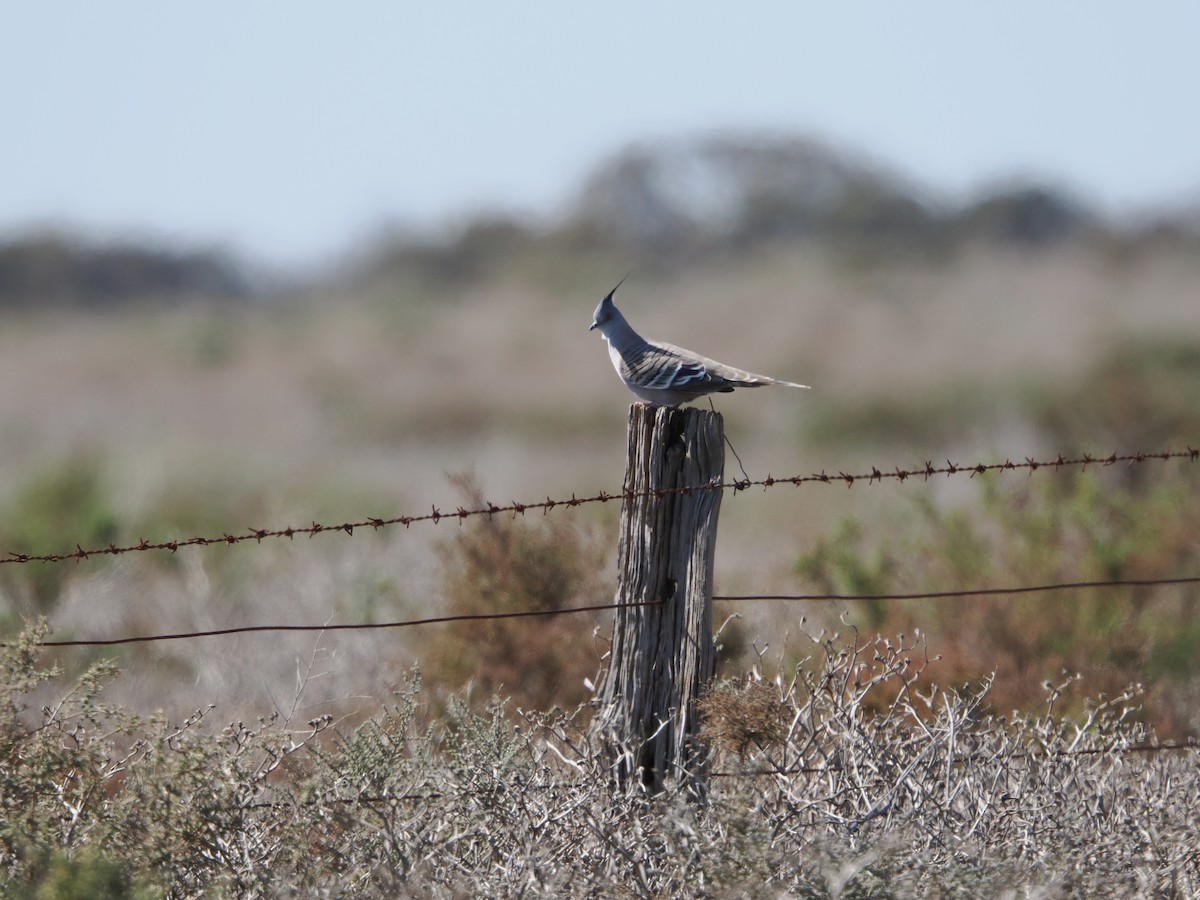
[[607, 341, 627, 377]]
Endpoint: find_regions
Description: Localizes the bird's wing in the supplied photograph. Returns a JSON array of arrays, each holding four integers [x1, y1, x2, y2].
[[618, 340, 734, 394]]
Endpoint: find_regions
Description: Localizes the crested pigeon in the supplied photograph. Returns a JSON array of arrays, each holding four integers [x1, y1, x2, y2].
[[589, 278, 810, 406]]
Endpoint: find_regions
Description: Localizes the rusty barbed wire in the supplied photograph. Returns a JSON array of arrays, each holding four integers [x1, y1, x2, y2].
[[2, 447, 1196, 568]]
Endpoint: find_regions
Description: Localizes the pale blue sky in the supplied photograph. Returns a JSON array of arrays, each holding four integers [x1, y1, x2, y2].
[[3, 3, 1199, 265]]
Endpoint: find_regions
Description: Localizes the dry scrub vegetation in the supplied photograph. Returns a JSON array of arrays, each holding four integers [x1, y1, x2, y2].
[[795, 463, 1200, 736], [3, 137, 1200, 894], [2, 621, 1196, 897]]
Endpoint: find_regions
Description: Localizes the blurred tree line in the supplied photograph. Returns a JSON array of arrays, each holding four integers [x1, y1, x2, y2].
[[0, 232, 249, 308], [3, 132, 1198, 309]]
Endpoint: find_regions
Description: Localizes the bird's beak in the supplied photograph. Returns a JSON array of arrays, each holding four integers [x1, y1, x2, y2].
[[588, 321, 598, 332]]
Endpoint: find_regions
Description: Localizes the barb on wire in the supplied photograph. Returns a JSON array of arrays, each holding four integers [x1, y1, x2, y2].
[[2, 600, 660, 650], [1, 447, 1195, 568]]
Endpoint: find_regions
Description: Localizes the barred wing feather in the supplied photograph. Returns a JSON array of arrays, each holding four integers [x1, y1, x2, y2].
[[621, 340, 734, 394]]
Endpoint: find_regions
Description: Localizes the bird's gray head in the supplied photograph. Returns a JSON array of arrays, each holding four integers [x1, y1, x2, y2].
[[589, 276, 628, 333]]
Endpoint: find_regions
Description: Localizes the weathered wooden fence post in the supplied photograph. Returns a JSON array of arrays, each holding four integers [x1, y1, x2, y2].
[[594, 403, 724, 795]]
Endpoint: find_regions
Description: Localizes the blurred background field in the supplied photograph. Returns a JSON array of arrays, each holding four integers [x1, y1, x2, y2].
[[3, 141, 1199, 734], [2, 5, 1199, 736]]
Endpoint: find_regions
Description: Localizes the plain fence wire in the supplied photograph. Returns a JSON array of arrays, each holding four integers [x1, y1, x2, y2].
[[713, 575, 1200, 603], [2, 600, 664, 649], [7, 574, 1199, 650], [2, 447, 1195, 568]]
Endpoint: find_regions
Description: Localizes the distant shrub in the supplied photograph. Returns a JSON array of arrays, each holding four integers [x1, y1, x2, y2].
[[797, 465, 1200, 735], [570, 133, 940, 255], [953, 183, 1093, 246], [422, 476, 611, 711], [1032, 338, 1200, 455], [0, 232, 248, 309], [10, 849, 148, 900], [0, 458, 119, 616], [807, 337, 1200, 468]]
